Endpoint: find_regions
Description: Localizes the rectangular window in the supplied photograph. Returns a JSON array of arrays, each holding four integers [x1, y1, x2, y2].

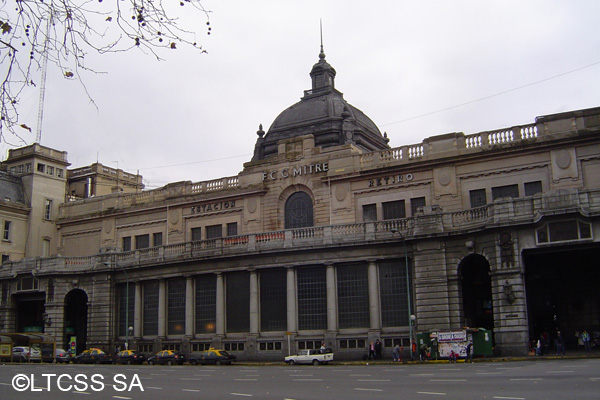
[[226, 272, 250, 333], [153, 232, 163, 247], [118, 283, 135, 337], [41, 238, 50, 257], [297, 266, 327, 330], [1, 254, 9, 264], [25, 163, 32, 173], [195, 274, 216, 334], [227, 222, 238, 237], [143, 281, 159, 336], [191, 227, 202, 241], [135, 234, 150, 249], [44, 199, 52, 220], [3, 221, 11, 241], [167, 279, 186, 335], [17, 164, 23, 174], [524, 181, 543, 196], [379, 260, 411, 327], [362, 204, 377, 222], [206, 224, 222, 239], [469, 189, 487, 208], [337, 264, 369, 329], [492, 184, 519, 200], [47, 166, 54, 175], [260, 268, 287, 331], [410, 197, 426, 215], [382, 200, 406, 220], [37, 163, 45, 173], [122, 237, 131, 252], [56, 168, 64, 178]]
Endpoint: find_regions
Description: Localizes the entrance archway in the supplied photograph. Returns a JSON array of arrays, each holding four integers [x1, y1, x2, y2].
[[64, 289, 88, 354], [459, 254, 494, 330]]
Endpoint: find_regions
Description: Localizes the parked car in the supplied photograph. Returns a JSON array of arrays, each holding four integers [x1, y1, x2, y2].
[[12, 346, 41, 362], [113, 350, 146, 365], [147, 350, 185, 365], [73, 348, 113, 364], [188, 348, 236, 365], [55, 348, 72, 363], [285, 348, 334, 365]]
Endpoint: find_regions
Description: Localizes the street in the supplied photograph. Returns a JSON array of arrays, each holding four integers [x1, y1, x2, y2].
[[0, 359, 598, 400]]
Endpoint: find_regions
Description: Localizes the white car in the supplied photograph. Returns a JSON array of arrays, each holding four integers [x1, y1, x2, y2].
[[12, 346, 41, 362], [285, 348, 334, 365]]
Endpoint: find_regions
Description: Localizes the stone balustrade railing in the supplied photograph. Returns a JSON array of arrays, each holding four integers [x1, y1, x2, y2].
[[9, 188, 600, 277]]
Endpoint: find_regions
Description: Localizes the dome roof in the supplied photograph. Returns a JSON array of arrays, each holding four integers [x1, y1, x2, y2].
[[252, 47, 389, 161]]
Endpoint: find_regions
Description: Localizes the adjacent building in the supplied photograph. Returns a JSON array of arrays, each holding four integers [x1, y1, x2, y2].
[[1, 49, 599, 359]]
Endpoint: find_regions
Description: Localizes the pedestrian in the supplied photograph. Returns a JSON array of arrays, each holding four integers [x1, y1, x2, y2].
[[392, 343, 401, 362], [368, 341, 376, 360], [449, 350, 456, 363], [411, 339, 417, 361], [320, 343, 326, 350], [536, 336, 543, 356], [420, 343, 428, 361], [582, 330, 592, 352], [375, 339, 382, 360], [555, 331, 565, 356], [465, 341, 473, 363]]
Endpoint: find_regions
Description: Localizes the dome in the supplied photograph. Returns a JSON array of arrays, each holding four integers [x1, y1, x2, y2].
[[252, 47, 390, 161]]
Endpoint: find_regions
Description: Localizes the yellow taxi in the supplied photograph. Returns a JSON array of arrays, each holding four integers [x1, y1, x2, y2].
[[147, 350, 185, 365]]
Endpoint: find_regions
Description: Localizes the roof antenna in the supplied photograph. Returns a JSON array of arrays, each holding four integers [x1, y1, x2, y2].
[[319, 19, 325, 59]]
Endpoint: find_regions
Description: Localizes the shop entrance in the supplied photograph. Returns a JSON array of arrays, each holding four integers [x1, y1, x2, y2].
[[459, 254, 494, 330], [64, 289, 88, 354], [524, 244, 600, 349], [14, 292, 45, 332]]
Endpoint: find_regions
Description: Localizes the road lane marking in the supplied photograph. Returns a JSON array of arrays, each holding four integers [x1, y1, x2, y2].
[[430, 379, 467, 382], [417, 391, 446, 395], [510, 378, 542, 381], [547, 370, 574, 373], [145, 387, 162, 389], [292, 379, 323, 381], [355, 388, 383, 392], [112, 396, 131, 400], [231, 393, 253, 397], [493, 397, 525, 400], [411, 373, 435, 376], [235, 379, 258, 381], [357, 379, 391, 382], [180, 378, 203, 380], [476, 372, 503, 375], [182, 389, 200, 392]]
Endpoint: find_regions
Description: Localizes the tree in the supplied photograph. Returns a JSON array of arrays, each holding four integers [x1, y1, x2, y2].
[[0, 0, 210, 144]]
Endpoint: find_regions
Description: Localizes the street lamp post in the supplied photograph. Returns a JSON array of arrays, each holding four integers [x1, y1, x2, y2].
[[391, 229, 414, 359]]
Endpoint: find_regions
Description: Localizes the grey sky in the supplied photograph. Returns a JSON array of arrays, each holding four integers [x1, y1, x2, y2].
[[4, 0, 599, 189]]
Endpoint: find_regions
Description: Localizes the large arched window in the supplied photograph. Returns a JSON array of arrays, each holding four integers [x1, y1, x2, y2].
[[284, 192, 313, 229]]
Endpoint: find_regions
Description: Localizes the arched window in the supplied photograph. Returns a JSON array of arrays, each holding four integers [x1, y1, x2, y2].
[[284, 192, 313, 229]]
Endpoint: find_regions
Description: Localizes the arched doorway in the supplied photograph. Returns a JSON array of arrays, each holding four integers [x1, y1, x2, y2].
[[64, 289, 88, 354], [459, 254, 494, 330]]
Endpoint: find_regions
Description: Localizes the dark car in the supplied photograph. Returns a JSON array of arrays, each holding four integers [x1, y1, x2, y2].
[[73, 348, 113, 364], [188, 348, 236, 365], [55, 348, 73, 363], [113, 350, 146, 365], [147, 350, 185, 365]]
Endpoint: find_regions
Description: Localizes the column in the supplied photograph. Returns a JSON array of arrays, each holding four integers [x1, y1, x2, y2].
[[249, 269, 259, 334], [215, 273, 225, 336], [134, 282, 142, 339], [286, 266, 297, 333], [158, 280, 166, 338], [185, 276, 194, 337], [326, 263, 337, 332], [368, 260, 381, 330]]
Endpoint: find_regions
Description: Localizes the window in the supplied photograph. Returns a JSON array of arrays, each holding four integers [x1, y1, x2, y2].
[[3, 221, 11, 241], [492, 184, 519, 200], [1, 254, 9, 264], [56, 168, 64, 178], [536, 220, 592, 244], [195, 274, 216, 334], [25, 163, 32, 173], [191, 227, 202, 241], [410, 197, 426, 215], [260, 268, 287, 331], [339, 339, 366, 349], [47, 166, 54, 175], [135, 234, 150, 249], [337, 264, 369, 329], [226, 272, 250, 333], [223, 342, 245, 352], [284, 192, 313, 229], [297, 340, 321, 350], [227, 222, 238, 237], [363, 204, 377, 222], [206, 225, 222, 239], [259, 341, 282, 351], [17, 276, 39, 291], [379, 260, 411, 327], [122, 237, 131, 252], [167, 279, 186, 335], [143, 281, 159, 336], [469, 189, 487, 208], [37, 163, 45, 173], [44, 199, 52, 220], [524, 181, 543, 196], [297, 267, 327, 330], [191, 343, 211, 352], [382, 200, 405, 220], [117, 283, 135, 336], [153, 232, 163, 247], [139, 344, 154, 353], [42, 238, 50, 257], [17, 164, 23, 174]]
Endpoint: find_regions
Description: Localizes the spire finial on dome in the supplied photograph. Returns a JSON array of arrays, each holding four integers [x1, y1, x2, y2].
[[319, 19, 326, 60]]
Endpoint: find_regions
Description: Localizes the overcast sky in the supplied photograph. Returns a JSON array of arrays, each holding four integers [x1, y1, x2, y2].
[[4, 0, 599, 190]]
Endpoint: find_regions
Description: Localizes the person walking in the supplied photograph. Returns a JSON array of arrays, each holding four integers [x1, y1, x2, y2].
[[465, 341, 473, 363], [368, 341, 376, 360], [392, 343, 402, 362], [555, 331, 566, 356], [411, 339, 417, 361], [582, 330, 592, 352], [375, 339, 382, 360]]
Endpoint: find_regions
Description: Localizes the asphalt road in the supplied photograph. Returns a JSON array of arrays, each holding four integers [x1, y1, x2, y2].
[[0, 359, 598, 400]]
